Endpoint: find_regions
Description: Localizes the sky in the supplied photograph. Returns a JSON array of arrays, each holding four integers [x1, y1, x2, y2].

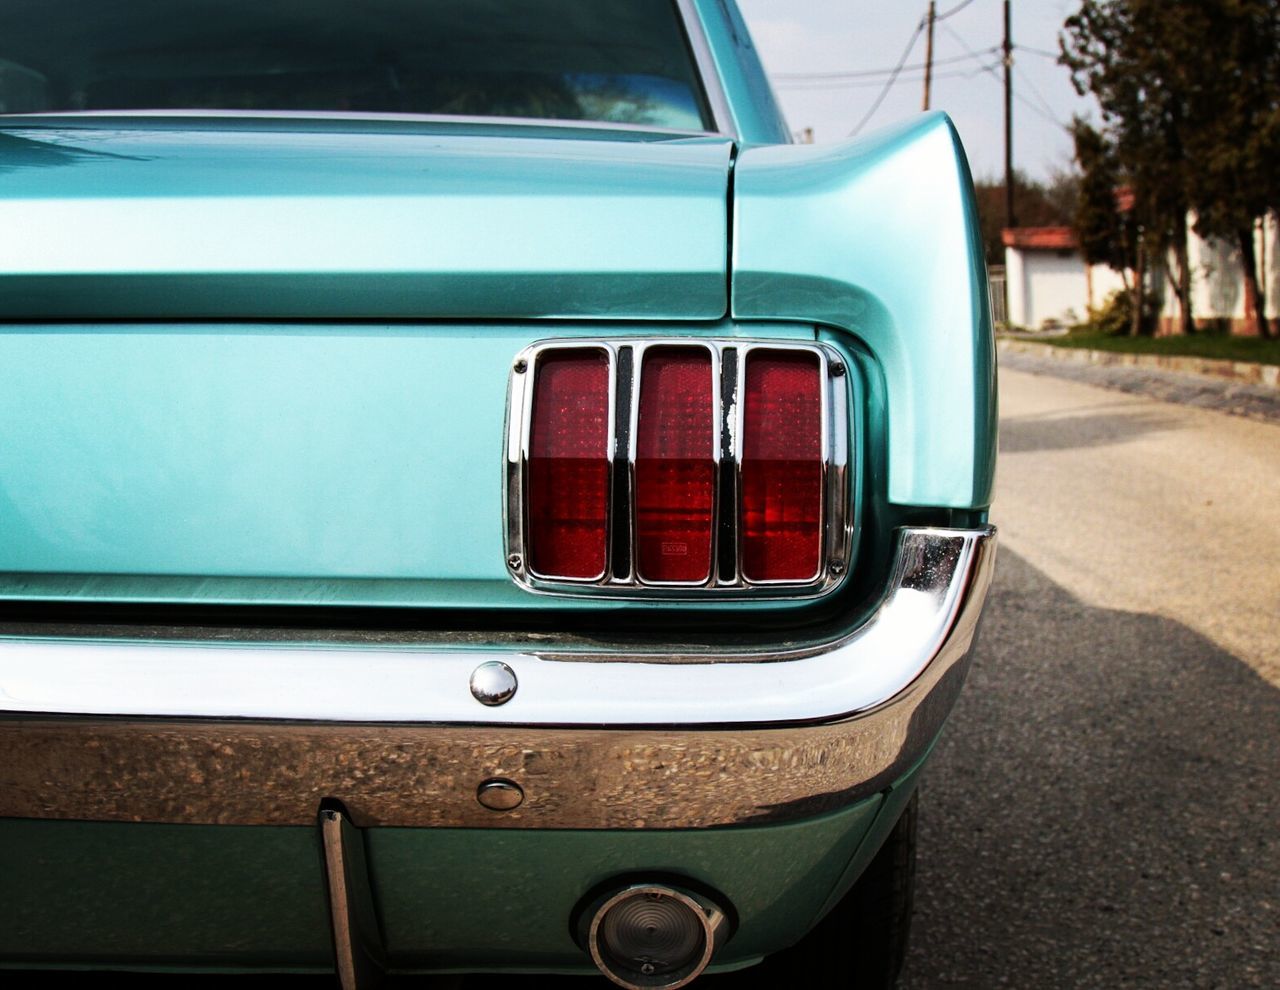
[[735, 0, 1094, 182]]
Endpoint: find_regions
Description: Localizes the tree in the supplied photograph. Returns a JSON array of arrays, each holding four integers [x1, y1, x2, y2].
[[1070, 119, 1150, 333], [1062, 1, 1197, 334], [1063, 0, 1280, 338], [1178, 0, 1280, 338], [1071, 120, 1130, 277], [973, 171, 1077, 267]]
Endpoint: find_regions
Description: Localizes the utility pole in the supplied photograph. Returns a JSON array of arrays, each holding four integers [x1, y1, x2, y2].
[[1003, 0, 1016, 229], [922, 2, 937, 111]]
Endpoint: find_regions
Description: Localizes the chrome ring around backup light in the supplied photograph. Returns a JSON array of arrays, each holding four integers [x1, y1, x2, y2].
[[585, 884, 729, 990], [0, 528, 994, 729], [503, 337, 856, 600]]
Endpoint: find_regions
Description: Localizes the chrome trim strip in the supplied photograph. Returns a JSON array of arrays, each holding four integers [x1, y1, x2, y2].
[[0, 529, 995, 829], [504, 338, 852, 600], [0, 110, 727, 140], [0, 528, 992, 728], [674, 0, 739, 139]]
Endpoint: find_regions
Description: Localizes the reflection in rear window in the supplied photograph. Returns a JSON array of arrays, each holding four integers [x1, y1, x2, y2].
[[0, 0, 713, 130]]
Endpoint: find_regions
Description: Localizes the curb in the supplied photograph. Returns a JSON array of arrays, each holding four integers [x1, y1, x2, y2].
[[996, 338, 1280, 390]]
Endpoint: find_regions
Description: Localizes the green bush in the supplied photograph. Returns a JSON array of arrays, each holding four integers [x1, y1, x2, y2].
[[1082, 288, 1158, 336]]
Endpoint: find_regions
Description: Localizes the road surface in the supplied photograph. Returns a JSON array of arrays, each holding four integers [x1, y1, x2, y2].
[[897, 365, 1280, 988]]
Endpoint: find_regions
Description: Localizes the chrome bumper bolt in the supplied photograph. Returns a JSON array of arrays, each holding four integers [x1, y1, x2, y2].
[[470, 661, 518, 706]]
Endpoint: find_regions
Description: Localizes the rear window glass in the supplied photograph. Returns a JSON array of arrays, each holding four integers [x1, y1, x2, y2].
[[0, 0, 713, 131]]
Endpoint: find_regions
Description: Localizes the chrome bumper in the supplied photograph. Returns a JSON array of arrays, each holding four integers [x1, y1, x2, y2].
[[0, 527, 995, 829]]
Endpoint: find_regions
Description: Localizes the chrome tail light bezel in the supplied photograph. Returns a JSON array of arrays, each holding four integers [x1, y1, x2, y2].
[[504, 337, 855, 599]]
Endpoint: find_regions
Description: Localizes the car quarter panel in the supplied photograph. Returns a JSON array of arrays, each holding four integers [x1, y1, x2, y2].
[[733, 112, 998, 511]]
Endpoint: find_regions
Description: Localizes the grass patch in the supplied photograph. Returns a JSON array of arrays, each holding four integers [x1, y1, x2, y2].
[[1031, 330, 1280, 366]]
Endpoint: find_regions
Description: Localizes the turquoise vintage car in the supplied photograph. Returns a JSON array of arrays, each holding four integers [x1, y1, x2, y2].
[[0, 1, 996, 987]]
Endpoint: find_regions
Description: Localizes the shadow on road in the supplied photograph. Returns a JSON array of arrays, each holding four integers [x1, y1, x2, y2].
[[4, 552, 1276, 988], [899, 549, 1278, 989], [998, 407, 1177, 454]]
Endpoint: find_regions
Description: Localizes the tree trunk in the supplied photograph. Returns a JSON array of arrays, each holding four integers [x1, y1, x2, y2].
[[1130, 235, 1146, 336], [1239, 226, 1273, 339], [1173, 213, 1194, 334]]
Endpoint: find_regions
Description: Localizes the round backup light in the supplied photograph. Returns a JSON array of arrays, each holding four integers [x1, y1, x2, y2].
[[586, 884, 727, 990]]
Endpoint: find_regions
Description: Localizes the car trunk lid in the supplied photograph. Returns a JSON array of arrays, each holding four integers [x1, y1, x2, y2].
[[0, 118, 732, 320], [0, 119, 736, 610]]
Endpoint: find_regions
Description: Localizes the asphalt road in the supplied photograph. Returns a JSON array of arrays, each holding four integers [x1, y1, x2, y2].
[[10, 364, 1278, 988], [896, 366, 1280, 989]]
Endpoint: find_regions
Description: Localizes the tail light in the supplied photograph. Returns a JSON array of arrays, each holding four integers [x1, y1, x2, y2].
[[507, 340, 849, 597], [741, 351, 823, 582], [526, 349, 611, 580], [635, 348, 716, 584]]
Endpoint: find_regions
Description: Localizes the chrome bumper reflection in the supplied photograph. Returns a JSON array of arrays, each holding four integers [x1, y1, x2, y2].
[[0, 527, 995, 828]]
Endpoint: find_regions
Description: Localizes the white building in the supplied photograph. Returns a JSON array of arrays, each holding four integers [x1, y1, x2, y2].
[[1169, 214, 1280, 335], [1002, 217, 1279, 334], [1002, 226, 1124, 330]]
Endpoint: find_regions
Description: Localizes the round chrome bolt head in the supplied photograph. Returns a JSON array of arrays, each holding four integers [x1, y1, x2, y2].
[[476, 778, 525, 811], [470, 661, 518, 706]]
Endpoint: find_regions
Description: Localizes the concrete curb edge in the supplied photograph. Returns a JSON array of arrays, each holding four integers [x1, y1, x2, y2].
[[996, 338, 1280, 390]]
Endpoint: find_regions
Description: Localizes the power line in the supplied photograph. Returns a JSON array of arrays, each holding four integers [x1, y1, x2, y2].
[[1017, 44, 1062, 59], [1014, 89, 1069, 129], [774, 47, 996, 81], [940, 22, 993, 68], [936, 0, 978, 20], [949, 53, 1067, 130], [1015, 66, 1068, 127], [777, 62, 1001, 90], [848, 15, 928, 136]]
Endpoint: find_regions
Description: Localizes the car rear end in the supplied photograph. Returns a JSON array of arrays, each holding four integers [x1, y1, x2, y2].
[[0, 2, 996, 987]]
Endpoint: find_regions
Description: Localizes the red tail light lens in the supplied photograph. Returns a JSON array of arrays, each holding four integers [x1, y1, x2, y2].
[[740, 351, 823, 582], [635, 347, 715, 583], [527, 349, 610, 580]]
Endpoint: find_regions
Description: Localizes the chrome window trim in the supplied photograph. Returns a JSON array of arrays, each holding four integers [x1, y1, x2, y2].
[[0, 110, 728, 140], [503, 339, 853, 600], [673, 0, 740, 139]]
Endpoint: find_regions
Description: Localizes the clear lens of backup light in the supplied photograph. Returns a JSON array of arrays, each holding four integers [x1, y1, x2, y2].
[[740, 350, 823, 582], [600, 891, 702, 975], [526, 349, 610, 580], [590, 886, 717, 989], [635, 347, 715, 584]]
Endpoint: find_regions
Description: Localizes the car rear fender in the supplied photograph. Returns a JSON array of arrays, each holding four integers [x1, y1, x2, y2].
[[732, 111, 997, 511]]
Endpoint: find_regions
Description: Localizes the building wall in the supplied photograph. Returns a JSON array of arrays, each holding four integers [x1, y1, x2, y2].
[[1005, 214, 1277, 334], [1005, 246, 1089, 328], [1087, 264, 1127, 311], [1157, 212, 1278, 333], [1004, 247, 1027, 327]]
